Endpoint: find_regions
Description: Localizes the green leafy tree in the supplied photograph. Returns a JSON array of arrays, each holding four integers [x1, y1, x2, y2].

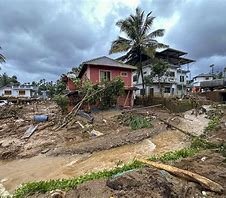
[[150, 59, 169, 97], [109, 7, 168, 95], [71, 64, 83, 76], [0, 73, 20, 87]]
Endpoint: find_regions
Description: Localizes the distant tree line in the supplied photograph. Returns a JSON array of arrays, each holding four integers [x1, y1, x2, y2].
[[0, 73, 20, 87]]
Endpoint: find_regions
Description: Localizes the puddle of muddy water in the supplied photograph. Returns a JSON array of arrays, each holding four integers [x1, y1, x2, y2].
[[0, 139, 156, 193]]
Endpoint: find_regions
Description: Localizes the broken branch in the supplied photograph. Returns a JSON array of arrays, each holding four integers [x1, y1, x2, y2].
[[138, 158, 223, 193]]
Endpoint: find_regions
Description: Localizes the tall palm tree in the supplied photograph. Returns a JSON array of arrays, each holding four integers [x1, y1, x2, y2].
[[109, 7, 168, 95], [0, 46, 6, 64]]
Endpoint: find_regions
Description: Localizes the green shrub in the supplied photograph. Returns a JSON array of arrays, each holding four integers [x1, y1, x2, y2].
[[204, 116, 220, 132], [53, 95, 69, 113], [129, 115, 152, 130], [118, 114, 152, 130], [191, 137, 218, 149]]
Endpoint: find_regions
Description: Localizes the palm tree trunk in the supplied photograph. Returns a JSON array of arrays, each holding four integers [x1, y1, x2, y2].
[[139, 49, 145, 97], [158, 77, 162, 97], [141, 67, 145, 96]]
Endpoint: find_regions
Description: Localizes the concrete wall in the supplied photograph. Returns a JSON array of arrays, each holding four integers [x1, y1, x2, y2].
[[85, 65, 133, 87]]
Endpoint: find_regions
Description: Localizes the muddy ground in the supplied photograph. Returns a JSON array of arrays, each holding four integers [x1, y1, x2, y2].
[[30, 150, 226, 198], [1, 101, 223, 196], [0, 101, 197, 160], [29, 115, 226, 198]]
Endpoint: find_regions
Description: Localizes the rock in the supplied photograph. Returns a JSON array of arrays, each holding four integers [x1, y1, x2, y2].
[[90, 129, 103, 137], [0, 183, 11, 197], [41, 148, 50, 154], [50, 189, 66, 198]]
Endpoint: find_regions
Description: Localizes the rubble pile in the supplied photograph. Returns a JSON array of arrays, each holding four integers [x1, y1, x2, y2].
[[0, 105, 23, 119]]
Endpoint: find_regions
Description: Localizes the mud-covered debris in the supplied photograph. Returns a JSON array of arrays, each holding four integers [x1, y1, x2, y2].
[[0, 105, 22, 119], [90, 129, 103, 137]]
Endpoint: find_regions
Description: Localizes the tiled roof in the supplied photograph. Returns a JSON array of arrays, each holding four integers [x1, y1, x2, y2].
[[82, 56, 137, 70]]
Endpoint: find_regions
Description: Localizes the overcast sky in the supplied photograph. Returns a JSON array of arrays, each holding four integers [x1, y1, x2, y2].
[[0, 0, 226, 83]]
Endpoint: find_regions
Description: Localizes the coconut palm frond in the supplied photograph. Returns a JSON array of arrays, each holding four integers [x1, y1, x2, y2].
[[109, 36, 132, 54], [148, 29, 165, 38], [141, 12, 155, 36], [0, 54, 6, 63], [0, 46, 6, 63], [109, 8, 168, 94]]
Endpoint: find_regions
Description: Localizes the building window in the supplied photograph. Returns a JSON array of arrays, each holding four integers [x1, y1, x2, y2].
[[19, 90, 26, 95], [164, 87, 171, 93], [180, 76, 185, 82], [169, 72, 175, 77], [100, 70, 111, 82], [4, 90, 12, 95], [120, 72, 128, 77], [133, 75, 138, 82], [205, 77, 209, 80]]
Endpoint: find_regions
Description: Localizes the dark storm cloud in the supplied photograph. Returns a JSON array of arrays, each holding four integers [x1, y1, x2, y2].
[[0, 0, 119, 82], [1, 0, 226, 82], [140, 0, 226, 76], [166, 0, 226, 59], [141, 0, 184, 18]]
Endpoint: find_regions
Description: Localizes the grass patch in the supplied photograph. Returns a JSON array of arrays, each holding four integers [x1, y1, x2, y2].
[[129, 115, 152, 130], [118, 114, 152, 130], [149, 147, 199, 162], [204, 116, 220, 132], [149, 137, 219, 163], [13, 161, 143, 198]]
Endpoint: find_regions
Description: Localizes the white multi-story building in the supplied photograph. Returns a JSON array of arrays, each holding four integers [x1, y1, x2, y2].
[[133, 48, 195, 97]]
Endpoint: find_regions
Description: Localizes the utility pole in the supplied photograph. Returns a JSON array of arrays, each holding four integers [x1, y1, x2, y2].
[[210, 64, 214, 75]]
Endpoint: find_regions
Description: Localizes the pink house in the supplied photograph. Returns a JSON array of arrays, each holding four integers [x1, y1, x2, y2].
[[78, 56, 137, 108]]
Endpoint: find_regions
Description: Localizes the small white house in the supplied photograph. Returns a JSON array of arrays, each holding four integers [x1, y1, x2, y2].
[[0, 85, 37, 98], [133, 48, 194, 97], [191, 73, 214, 87]]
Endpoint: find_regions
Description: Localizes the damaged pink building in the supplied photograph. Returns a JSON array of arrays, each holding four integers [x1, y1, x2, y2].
[[77, 56, 137, 108]]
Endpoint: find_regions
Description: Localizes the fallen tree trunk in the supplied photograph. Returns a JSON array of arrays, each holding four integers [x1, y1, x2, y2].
[[138, 158, 223, 193], [55, 86, 106, 131], [123, 104, 162, 113]]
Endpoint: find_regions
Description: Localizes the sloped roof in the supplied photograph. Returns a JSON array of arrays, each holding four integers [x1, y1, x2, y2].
[[78, 56, 137, 78], [158, 48, 187, 57], [83, 56, 137, 69], [194, 73, 214, 78]]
